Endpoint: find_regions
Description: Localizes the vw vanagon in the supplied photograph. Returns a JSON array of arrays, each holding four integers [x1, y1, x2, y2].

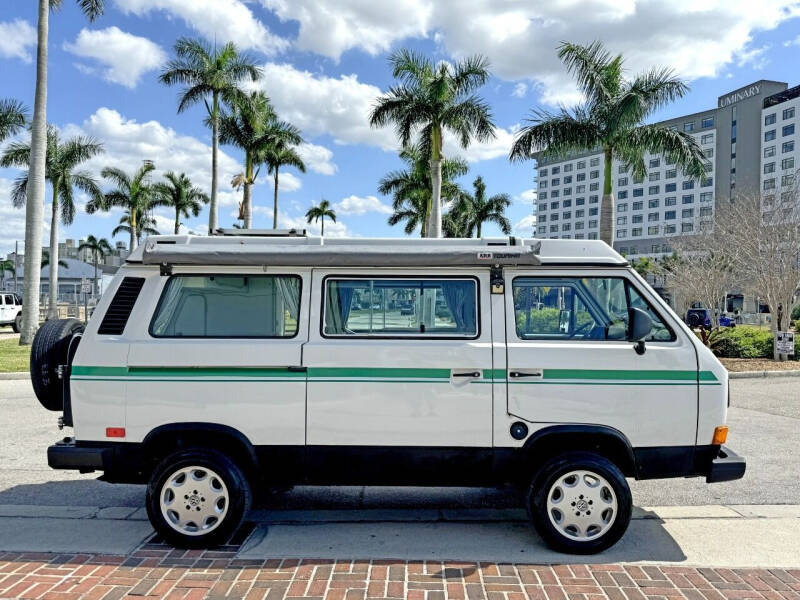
[[33, 232, 745, 553]]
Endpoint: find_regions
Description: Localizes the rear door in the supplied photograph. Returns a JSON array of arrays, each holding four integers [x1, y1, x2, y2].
[[504, 269, 702, 453], [302, 269, 495, 484]]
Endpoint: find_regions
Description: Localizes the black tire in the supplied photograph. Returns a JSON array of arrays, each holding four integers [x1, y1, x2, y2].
[[687, 313, 701, 328], [30, 318, 84, 412], [528, 451, 632, 554], [146, 448, 252, 548], [11, 313, 21, 334]]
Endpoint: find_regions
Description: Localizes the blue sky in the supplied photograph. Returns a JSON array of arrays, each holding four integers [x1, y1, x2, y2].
[[2, 0, 800, 256]]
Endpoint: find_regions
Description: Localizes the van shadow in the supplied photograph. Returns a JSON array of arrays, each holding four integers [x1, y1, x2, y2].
[[0, 479, 144, 508]]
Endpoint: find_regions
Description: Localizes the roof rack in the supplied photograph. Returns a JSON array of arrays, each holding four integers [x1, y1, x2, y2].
[[213, 228, 307, 237]]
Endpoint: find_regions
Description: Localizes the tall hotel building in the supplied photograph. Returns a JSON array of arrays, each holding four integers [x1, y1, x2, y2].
[[533, 80, 799, 256]]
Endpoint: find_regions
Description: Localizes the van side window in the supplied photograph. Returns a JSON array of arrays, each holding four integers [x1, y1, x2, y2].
[[150, 275, 301, 338], [513, 277, 674, 342], [324, 278, 478, 337]]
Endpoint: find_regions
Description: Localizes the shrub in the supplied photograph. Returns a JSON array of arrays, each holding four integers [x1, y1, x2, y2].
[[709, 326, 774, 358], [792, 304, 800, 322]]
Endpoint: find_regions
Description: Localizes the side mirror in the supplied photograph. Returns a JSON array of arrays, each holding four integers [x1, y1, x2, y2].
[[628, 307, 653, 355]]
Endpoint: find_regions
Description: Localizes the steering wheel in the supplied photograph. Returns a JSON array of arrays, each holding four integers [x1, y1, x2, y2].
[[568, 321, 594, 339]]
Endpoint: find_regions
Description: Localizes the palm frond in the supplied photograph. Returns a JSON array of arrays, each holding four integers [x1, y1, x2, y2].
[[76, 0, 105, 21], [509, 106, 601, 162], [0, 98, 27, 142], [557, 40, 619, 103]]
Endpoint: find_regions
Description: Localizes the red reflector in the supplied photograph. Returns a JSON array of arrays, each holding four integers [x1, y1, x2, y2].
[[106, 427, 126, 438]]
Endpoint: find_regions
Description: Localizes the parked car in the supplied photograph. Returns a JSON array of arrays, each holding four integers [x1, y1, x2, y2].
[[686, 308, 735, 329], [33, 234, 744, 554], [0, 293, 22, 332]]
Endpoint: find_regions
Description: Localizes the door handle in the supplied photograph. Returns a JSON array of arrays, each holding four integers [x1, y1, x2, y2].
[[452, 370, 481, 378], [509, 370, 543, 378]]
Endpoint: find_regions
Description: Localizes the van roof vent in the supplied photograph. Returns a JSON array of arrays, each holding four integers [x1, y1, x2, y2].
[[213, 228, 306, 237], [97, 277, 145, 335]]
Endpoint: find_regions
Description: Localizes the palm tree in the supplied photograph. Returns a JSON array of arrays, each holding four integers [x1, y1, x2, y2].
[[1, 126, 104, 319], [112, 213, 159, 248], [19, 0, 104, 342], [0, 260, 15, 290], [152, 172, 209, 234], [449, 176, 511, 238], [305, 199, 336, 236], [509, 41, 707, 245], [262, 131, 305, 229], [77, 235, 112, 295], [87, 162, 156, 251], [380, 145, 468, 237], [40, 250, 68, 269], [370, 49, 496, 237], [0, 99, 27, 142], [159, 37, 261, 234]]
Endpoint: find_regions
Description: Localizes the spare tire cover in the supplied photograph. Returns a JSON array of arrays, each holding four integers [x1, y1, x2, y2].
[[30, 318, 84, 412]]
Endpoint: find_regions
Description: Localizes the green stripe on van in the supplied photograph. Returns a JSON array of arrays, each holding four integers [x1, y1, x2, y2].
[[541, 369, 716, 382], [306, 367, 450, 379]]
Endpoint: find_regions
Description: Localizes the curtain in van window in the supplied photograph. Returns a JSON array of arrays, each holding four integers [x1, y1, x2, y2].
[[151, 276, 190, 335], [324, 281, 354, 334], [440, 280, 476, 333], [274, 277, 300, 336]]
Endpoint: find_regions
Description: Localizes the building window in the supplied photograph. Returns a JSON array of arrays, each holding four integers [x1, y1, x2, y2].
[[649, 158, 660, 168], [552, 166, 560, 174], [764, 162, 776, 174], [537, 225, 546, 234], [550, 225, 558, 232], [562, 223, 571, 231], [700, 207, 712, 217], [618, 164, 627, 174], [682, 180, 695, 190], [666, 168, 677, 179], [632, 214, 643, 224], [665, 196, 677, 206], [647, 226, 659, 235], [539, 192, 547, 200], [765, 113, 776, 126], [700, 192, 713, 202], [539, 168, 548, 177], [651, 244, 661, 254], [648, 185, 660, 195], [765, 145, 776, 157], [764, 178, 776, 190], [576, 197, 585, 206], [701, 133, 714, 144], [665, 210, 676, 220], [577, 160, 586, 169], [618, 177, 628, 186], [563, 211, 572, 219], [550, 201, 559, 209], [589, 219, 598, 227], [539, 180, 547, 188], [564, 163, 573, 172], [588, 232, 598, 239], [551, 190, 559, 198], [701, 177, 713, 187], [564, 199, 573, 208], [589, 183, 599, 191], [576, 184, 586, 193], [682, 194, 694, 204], [684, 121, 695, 132], [632, 201, 643, 210], [682, 223, 694, 233], [648, 198, 659, 209], [538, 214, 547, 222], [589, 207, 598, 216], [781, 174, 795, 187], [703, 148, 714, 158], [633, 175, 644, 184], [575, 221, 584, 229], [648, 212, 659, 222], [617, 216, 627, 225], [617, 190, 628, 199], [564, 175, 573, 184], [563, 188, 572, 196], [783, 141, 795, 153], [576, 209, 585, 218], [576, 173, 586, 182], [551, 178, 560, 186], [765, 130, 776, 142], [783, 124, 795, 137], [590, 157, 600, 167], [551, 213, 559, 221], [632, 228, 642, 237], [649, 172, 660, 182], [664, 224, 676, 234], [617, 229, 627, 239], [701, 116, 714, 128], [633, 188, 644, 197], [590, 170, 599, 179], [784, 107, 795, 120], [665, 182, 677, 192], [782, 157, 795, 170], [617, 203, 628, 212]]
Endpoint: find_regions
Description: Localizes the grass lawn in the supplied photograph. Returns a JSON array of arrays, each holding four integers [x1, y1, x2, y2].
[[0, 338, 30, 372]]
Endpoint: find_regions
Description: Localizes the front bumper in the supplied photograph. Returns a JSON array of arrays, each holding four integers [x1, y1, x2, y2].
[[706, 445, 746, 483], [48, 437, 110, 472]]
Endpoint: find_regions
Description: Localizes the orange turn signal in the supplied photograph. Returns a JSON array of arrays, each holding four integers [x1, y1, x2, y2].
[[106, 427, 126, 438], [712, 425, 728, 445]]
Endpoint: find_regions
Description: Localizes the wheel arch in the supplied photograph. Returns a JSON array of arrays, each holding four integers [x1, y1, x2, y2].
[[520, 424, 636, 478]]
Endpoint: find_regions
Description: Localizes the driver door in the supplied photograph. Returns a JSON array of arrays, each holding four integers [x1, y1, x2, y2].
[[504, 269, 700, 452]]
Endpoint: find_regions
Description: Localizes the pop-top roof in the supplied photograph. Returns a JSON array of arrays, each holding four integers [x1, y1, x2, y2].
[[129, 235, 627, 268]]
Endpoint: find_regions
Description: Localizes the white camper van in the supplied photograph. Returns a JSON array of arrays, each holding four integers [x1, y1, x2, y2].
[[33, 232, 744, 553]]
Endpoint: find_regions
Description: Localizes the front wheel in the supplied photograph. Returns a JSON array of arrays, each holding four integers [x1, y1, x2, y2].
[[528, 452, 632, 554], [146, 449, 252, 548], [12, 314, 21, 333]]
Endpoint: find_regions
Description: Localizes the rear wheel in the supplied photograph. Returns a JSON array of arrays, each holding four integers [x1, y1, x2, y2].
[[528, 452, 631, 554], [30, 318, 84, 411], [146, 448, 251, 548]]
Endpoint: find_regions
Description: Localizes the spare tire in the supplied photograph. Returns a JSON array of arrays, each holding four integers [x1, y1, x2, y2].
[[687, 313, 701, 327], [30, 319, 84, 411]]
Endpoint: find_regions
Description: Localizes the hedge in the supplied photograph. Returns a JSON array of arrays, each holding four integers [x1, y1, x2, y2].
[[709, 326, 799, 359]]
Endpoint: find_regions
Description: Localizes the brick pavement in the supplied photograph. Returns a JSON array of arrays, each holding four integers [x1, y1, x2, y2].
[[0, 523, 798, 600]]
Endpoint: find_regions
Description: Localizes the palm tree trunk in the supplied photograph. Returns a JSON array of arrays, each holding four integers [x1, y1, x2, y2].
[[209, 92, 219, 234], [20, 0, 49, 343], [321, 216, 324, 237], [243, 153, 252, 229], [174, 209, 180, 235], [129, 213, 137, 252], [477, 222, 482, 239], [428, 125, 443, 238], [599, 147, 615, 246], [272, 168, 279, 229], [46, 184, 59, 320]]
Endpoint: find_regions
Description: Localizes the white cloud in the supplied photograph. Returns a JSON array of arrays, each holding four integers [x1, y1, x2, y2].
[[257, 171, 302, 193], [113, 0, 287, 55], [737, 44, 771, 70], [447, 125, 518, 163], [64, 27, 167, 88], [296, 142, 337, 175], [334, 195, 392, 216], [260, 0, 430, 59], [516, 189, 537, 203], [512, 83, 527, 98], [784, 35, 800, 46], [0, 178, 50, 256], [61, 107, 243, 207], [0, 19, 36, 63], [513, 214, 537, 238], [276, 211, 351, 237], [252, 63, 396, 150]]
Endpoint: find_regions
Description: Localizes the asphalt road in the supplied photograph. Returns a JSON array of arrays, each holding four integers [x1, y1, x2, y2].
[[0, 377, 796, 511]]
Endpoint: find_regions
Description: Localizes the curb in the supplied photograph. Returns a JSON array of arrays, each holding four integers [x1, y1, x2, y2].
[[728, 369, 800, 379], [0, 372, 28, 380]]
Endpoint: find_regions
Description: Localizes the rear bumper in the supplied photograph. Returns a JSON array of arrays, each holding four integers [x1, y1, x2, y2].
[[706, 445, 746, 483], [48, 437, 110, 472]]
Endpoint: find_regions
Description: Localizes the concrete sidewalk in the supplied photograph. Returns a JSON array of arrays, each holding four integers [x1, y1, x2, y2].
[[0, 504, 797, 568]]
